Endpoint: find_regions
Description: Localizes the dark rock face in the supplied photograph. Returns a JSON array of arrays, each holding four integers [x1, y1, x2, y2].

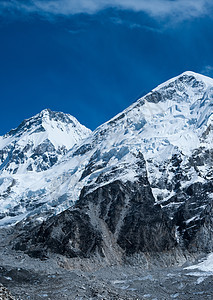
[[14, 175, 178, 260], [9, 73, 213, 262], [173, 181, 213, 253], [14, 173, 213, 260], [78, 178, 176, 254], [14, 209, 103, 259]]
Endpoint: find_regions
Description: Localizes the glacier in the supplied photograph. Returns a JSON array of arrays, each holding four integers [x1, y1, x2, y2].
[[0, 71, 212, 230]]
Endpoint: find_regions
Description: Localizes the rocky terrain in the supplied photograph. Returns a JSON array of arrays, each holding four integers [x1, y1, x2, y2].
[[0, 283, 16, 300], [0, 228, 213, 299], [0, 71, 212, 299], [12, 71, 213, 261]]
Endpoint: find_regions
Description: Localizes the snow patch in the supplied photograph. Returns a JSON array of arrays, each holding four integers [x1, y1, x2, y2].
[[185, 253, 213, 273]]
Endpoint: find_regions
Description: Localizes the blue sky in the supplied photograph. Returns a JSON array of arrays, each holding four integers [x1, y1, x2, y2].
[[0, 0, 213, 134]]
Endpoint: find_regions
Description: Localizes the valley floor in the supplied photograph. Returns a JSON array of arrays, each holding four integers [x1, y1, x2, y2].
[[0, 228, 212, 300]]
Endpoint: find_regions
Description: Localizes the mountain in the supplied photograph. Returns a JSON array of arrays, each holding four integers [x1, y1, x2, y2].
[[9, 71, 213, 261], [0, 108, 91, 174], [0, 109, 91, 225]]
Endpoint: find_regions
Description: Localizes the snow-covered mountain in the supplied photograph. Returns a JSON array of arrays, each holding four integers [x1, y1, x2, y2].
[[0, 109, 91, 174], [1, 71, 213, 259], [0, 109, 91, 224], [72, 70, 212, 195]]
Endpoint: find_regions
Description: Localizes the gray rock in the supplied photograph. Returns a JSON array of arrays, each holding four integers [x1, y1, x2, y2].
[[0, 283, 16, 300]]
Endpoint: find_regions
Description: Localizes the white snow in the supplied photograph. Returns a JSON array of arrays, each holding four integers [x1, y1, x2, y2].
[[0, 71, 212, 225], [154, 71, 213, 93], [0, 109, 91, 175], [186, 253, 213, 273]]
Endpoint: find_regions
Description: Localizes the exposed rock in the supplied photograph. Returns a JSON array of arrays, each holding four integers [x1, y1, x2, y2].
[[13, 175, 212, 261], [14, 209, 103, 259], [0, 284, 16, 300], [1, 71, 213, 263]]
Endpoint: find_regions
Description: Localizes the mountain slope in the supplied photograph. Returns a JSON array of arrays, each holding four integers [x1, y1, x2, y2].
[[10, 71, 213, 260], [0, 109, 91, 225], [0, 109, 91, 174]]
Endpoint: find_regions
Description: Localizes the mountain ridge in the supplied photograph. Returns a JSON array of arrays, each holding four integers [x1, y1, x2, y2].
[[0, 71, 212, 300], [0, 71, 212, 262]]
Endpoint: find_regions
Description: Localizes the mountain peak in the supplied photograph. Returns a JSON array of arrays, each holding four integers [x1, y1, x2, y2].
[[0, 72, 212, 228], [153, 71, 213, 94], [0, 109, 91, 175], [178, 71, 213, 87], [9, 72, 213, 265], [39, 108, 52, 116], [181, 70, 213, 81], [38, 108, 70, 122], [37, 108, 87, 129]]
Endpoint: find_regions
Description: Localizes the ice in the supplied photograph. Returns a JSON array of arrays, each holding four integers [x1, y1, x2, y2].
[[185, 215, 200, 224], [0, 71, 212, 226], [171, 293, 179, 298], [186, 253, 213, 273], [4, 277, 12, 281], [197, 277, 205, 284], [0, 109, 91, 175]]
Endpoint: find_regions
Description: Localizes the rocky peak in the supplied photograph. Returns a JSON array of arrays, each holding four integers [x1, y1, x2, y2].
[[7, 108, 89, 138], [39, 108, 77, 124]]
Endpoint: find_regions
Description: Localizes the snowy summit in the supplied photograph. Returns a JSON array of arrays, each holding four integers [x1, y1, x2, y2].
[[0, 71, 212, 231]]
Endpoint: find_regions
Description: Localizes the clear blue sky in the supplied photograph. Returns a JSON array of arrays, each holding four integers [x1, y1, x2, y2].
[[0, 0, 213, 134]]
